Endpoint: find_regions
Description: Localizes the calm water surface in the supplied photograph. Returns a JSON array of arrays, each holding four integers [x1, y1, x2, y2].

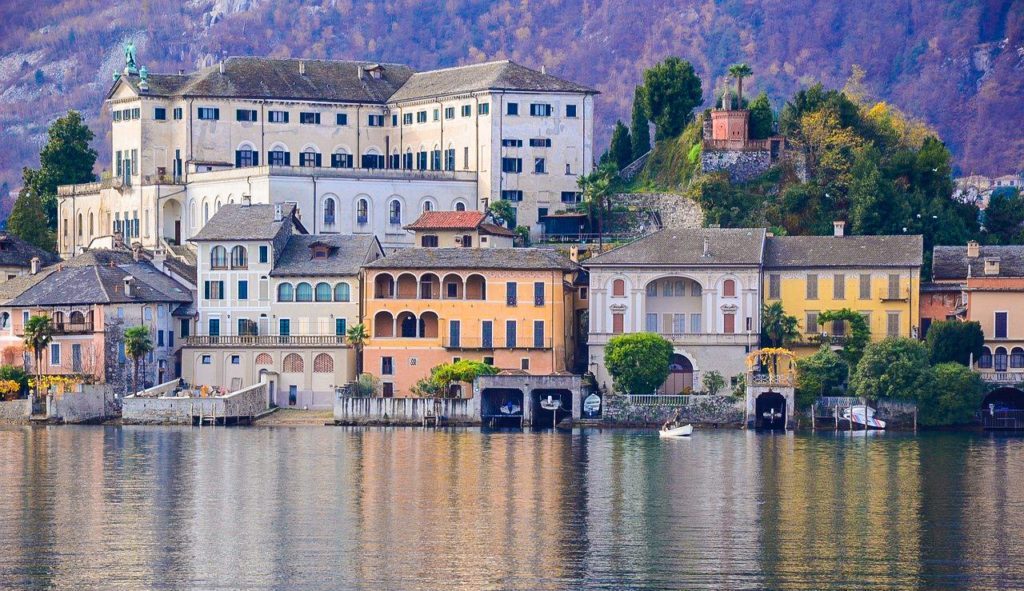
[[1, 425, 1023, 590]]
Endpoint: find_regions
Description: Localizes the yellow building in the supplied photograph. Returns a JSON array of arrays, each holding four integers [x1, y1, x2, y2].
[[763, 226, 922, 355], [362, 248, 583, 397]]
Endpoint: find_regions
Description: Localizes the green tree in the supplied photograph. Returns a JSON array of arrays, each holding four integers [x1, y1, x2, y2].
[[346, 323, 369, 375], [849, 337, 930, 402], [748, 92, 773, 139], [513, 225, 531, 247], [23, 110, 97, 230], [609, 120, 633, 170], [983, 188, 1024, 244], [642, 57, 703, 140], [23, 314, 54, 396], [926, 320, 984, 366], [428, 359, 499, 397], [124, 326, 153, 393], [351, 372, 379, 397], [818, 309, 870, 365], [6, 185, 56, 252], [630, 85, 651, 159], [701, 370, 725, 396], [761, 302, 800, 347], [727, 63, 753, 106], [604, 333, 673, 394], [488, 199, 516, 229], [577, 162, 615, 249], [795, 345, 849, 408], [915, 362, 985, 426]]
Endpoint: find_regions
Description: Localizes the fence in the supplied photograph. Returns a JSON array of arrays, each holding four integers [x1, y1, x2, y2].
[[334, 395, 478, 425], [625, 394, 707, 406]]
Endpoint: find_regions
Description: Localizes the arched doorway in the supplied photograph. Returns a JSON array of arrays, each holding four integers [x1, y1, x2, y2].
[[755, 392, 787, 430], [980, 387, 1024, 430], [162, 198, 182, 245], [660, 354, 693, 395]]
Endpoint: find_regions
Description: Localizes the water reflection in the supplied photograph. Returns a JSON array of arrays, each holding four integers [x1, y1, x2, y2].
[[0, 426, 1023, 590]]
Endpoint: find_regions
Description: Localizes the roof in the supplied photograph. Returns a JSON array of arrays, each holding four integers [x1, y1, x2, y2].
[[2, 256, 192, 307], [932, 245, 1024, 280], [365, 247, 580, 271], [190, 203, 304, 243], [0, 234, 61, 269], [585, 228, 766, 267], [270, 234, 382, 277], [389, 60, 596, 102], [764, 235, 923, 268], [114, 58, 414, 103], [403, 211, 515, 237]]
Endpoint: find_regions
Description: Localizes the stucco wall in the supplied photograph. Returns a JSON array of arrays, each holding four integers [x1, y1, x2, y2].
[[333, 395, 478, 425]]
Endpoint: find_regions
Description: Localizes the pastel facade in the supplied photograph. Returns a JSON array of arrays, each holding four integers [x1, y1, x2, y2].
[[57, 57, 595, 256], [763, 228, 924, 355], [362, 248, 582, 397], [403, 210, 515, 248], [585, 229, 766, 394]]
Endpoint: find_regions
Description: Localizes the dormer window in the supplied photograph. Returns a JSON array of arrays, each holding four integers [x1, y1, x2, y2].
[[310, 243, 331, 259]]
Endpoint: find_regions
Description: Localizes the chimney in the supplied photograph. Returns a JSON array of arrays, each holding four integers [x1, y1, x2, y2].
[[357, 66, 364, 80], [299, 61, 306, 75], [274, 203, 283, 222], [30, 257, 40, 275], [985, 258, 1000, 276], [219, 61, 225, 74], [541, 65, 546, 75], [702, 236, 710, 257], [569, 245, 579, 263], [123, 276, 135, 298], [132, 242, 143, 262], [967, 240, 980, 258], [241, 194, 252, 207], [833, 220, 845, 237]]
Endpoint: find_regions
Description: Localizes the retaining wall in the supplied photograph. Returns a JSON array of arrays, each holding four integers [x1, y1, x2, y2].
[[47, 386, 115, 423], [334, 395, 479, 425], [0, 399, 30, 421], [123, 382, 268, 425], [602, 394, 745, 426]]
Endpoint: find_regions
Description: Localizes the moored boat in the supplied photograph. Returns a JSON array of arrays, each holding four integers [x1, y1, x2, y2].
[[659, 424, 693, 438], [843, 405, 886, 429]]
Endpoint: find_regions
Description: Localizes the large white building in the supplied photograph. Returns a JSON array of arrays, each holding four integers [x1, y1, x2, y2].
[[57, 55, 596, 256]]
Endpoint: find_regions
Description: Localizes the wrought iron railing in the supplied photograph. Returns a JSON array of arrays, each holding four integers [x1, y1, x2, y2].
[[186, 335, 348, 346]]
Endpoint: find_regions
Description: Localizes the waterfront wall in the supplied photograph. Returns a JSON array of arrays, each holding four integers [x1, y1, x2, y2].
[[0, 399, 30, 420], [123, 382, 268, 424], [602, 394, 745, 426], [47, 386, 116, 423], [334, 395, 479, 425]]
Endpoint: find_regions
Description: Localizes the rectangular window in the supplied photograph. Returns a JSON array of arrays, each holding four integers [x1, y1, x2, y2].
[[529, 103, 552, 116], [336, 318, 347, 337], [299, 151, 321, 167], [204, 281, 225, 300], [421, 235, 439, 248], [201, 354, 211, 365], [506, 282, 518, 306], [673, 314, 686, 334], [534, 320, 545, 348], [336, 113, 348, 126], [476, 322, 491, 349], [478, 103, 490, 115], [888, 274, 901, 299], [208, 318, 220, 337], [235, 149, 257, 167], [367, 114, 384, 127], [461, 105, 472, 117], [259, 245, 268, 263], [806, 312, 818, 334], [501, 139, 523, 147], [268, 110, 289, 123], [432, 109, 439, 121], [529, 138, 552, 147], [50, 343, 60, 366], [299, 112, 320, 124], [534, 158, 546, 174], [444, 107, 455, 119], [566, 104, 578, 118], [238, 319, 257, 337], [382, 383, 394, 397], [534, 282, 545, 306], [833, 274, 845, 299], [402, 113, 412, 125], [236, 109, 257, 122], [197, 107, 220, 120], [237, 280, 248, 300], [132, 107, 140, 119], [859, 274, 871, 300], [231, 355, 241, 365], [445, 148, 455, 171], [560, 191, 581, 203], [646, 313, 658, 332], [417, 151, 428, 170], [381, 357, 393, 375], [331, 153, 353, 168], [612, 313, 624, 334], [173, 107, 182, 120], [179, 319, 190, 338], [806, 274, 818, 300], [278, 318, 290, 336], [449, 320, 461, 348], [431, 149, 441, 170], [501, 158, 522, 173], [995, 312, 1008, 339], [832, 320, 845, 336], [463, 146, 469, 169], [500, 190, 523, 202], [506, 102, 519, 116], [268, 150, 289, 166], [416, 110, 427, 123], [157, 330, 164, 347], [769, 274, 780, 299], [887, 312, 901, 337], [506, 320, 517, 348], [723, 313, 736, 334], [154, 107, 166, 120]]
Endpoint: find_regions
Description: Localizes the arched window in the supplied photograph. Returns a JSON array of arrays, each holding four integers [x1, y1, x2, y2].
[[315, 282, 331, 302], [203, 201, 210, 224], [1011, 347, 1024, 368], [995, 347, 1009, 372], [356, 199, 369, 224], [389, 200, 402, 225], [723, 279, 736, 297], [313, 353, 334, 373], [54, 311, 65, 325], [89, 212, 94, 236], [282, 353, 304, 373], [255, 353, 273, 365], [455, 201, 466, 211], [69, 311, 85, 325], [296, 282, 313, 302], [277, 283, 294, 302], [323, 197, 336, 226], [979, 347, 993, 369], [77, 213, 83, 237], [300, 147, 320, 168], [215, 199, 222, 212], [210, 245, 227, 268], [422, 200, 434, 213], [190, 201, 197, 228], [612, 279, 625, 297], [230, 245, 247, 268], [334, 283, 351, 302]]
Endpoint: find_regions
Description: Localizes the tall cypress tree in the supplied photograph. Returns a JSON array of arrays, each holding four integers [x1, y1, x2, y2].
[[7, 184, 55, 252], [24, 110, 97, 230], [608, 120, 633, 170], [630, 85, 650, 159]]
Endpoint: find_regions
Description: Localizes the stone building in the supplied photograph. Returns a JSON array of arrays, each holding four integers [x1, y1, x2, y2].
[[585, 228, 766, 394], [56, 55, 596, 256]]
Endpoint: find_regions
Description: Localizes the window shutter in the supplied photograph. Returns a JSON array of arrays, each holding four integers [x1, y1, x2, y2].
[[284, 152, 291, 166], [204, 281, 210, 299], [235, 150, 242, 168], [252, 151, 259, 166], [283, 112, 289, 123], [213, 108, 220, 120], [315, 153, 322, 167]]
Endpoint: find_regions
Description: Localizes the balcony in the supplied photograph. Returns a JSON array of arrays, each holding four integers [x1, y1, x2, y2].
[[186, 335, 349, 347], [979, 371, 1024, 384], [54, 322, 94, 334], [747, 372, 796, 388], [442, 337, 553, 350], [806, 333, 846, 346], [878, 286, 910, 302], [591, 332, 758, 347]]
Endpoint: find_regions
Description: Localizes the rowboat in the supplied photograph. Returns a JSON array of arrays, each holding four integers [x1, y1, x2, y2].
[[659, 424, 693, 438]]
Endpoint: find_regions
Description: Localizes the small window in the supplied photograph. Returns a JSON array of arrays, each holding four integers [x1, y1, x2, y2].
[[534, 282, 545, 306], [416, 110, 427, 123], [560, 192, 581, 203], [612, 279, 625, 297], [368, 114, 384, 127], [231, 355, 241, 365], [806, 274, 818, 300], [769, 274, 781, 299], [381, 357, 394, 375], [236, 109, 257, 122], [197, 107, 220, 120], [612, 313, 624, 334], [566, 104, 578, 118], [403, 113, 413, 125], [336, 113, 348, 125], [506, 282, 518, 306], [501, 158, 523, 173], [500, 190, 523, 202], [461, 105, 472, 117], [444, 107, 455, 119], [534, 158, 546, 174], [259, 245, 268, 263], [201, 355, 212, 365], [299, 112, 320, 124], [173, 107, 183, 120], [237, 280, 248, 300], [389, 200, 402, 225], [154, 107, 166, 120], [432, 109, 439, 121], [478, 103, 490, 115], [507, 102, 519, 116], [501, 138, 523, 147], [421, 235, 439, 248], [529, 138, 552, 147], [833, 274, 846, 299], [529, 103, 552, 117], [50, 343, 61, 366], [268, 110, 289, 123]]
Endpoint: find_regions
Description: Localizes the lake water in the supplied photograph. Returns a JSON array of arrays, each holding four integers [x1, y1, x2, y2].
[[1, 426, 1023, 590]]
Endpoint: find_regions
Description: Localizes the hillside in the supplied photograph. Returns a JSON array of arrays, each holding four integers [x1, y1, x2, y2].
[[1, 0, 1022, 217]]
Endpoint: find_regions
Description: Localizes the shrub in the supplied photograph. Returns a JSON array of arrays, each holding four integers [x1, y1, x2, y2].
[[604, 333, 673, 394]]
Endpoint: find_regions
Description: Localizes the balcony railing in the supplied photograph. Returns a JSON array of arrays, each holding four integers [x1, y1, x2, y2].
[[806, 333, 846, 346], [442, 337, 553, 350], [878, 287, 909, 302], [979, 371, 1024, 384], [747, 372, 796, 388], [592, 332, 758, 346], [186, 335, 349, 347], [54, 322, 94, 334]]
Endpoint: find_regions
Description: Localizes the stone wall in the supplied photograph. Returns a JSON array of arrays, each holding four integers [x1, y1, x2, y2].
[[700, 149, 773, 183], [123, 382, 267, 424], [334, 395, 478, 425], [0, 399, 30, 421], [618, 151, 651, 181], [602, 394, 745, 426], [611, 192, 704, 230], [48, 386, 116, 423]]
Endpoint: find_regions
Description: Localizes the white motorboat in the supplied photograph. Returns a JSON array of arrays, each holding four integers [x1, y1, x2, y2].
[[498, 402, 521, 415], [843, 405, 886, 429], [659, 424, 693, 438]]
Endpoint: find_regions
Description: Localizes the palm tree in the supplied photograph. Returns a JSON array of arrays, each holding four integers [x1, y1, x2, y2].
[[23, 314, 54, 398], [124, 326, 153, 394], [577, 162, 616, 250], [346, 323, 369, 375], [727, 63, 753, 108], [761, 302, 800, 347]]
